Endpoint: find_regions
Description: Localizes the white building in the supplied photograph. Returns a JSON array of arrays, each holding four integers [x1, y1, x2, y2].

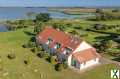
[[36, 27, 101, 70]]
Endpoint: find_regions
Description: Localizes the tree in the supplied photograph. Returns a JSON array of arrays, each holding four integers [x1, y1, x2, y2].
[[34, 13, 50, 33], [55, 63, 63, 71], [112, 9, 119, 12], [96, 8, 103, 13], [52, 23, 65, 31], [68, 30, 79, 36], [94, 24, 104, 30], [34, 22, 43, 33], [27, 12, 35, 20], [49, 56, 57, 65], [36, 13, 51, 22], [7, 53, 16, 59]]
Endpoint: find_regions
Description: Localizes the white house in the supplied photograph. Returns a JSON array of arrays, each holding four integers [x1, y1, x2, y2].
[[36, 27, 101, 70]]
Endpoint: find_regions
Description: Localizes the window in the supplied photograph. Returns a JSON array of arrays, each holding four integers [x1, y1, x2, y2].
[[65, 47, 72, 55], [54, 42, 61, 49], [71, 58, 76, 66], [46, 38, 53, 45]]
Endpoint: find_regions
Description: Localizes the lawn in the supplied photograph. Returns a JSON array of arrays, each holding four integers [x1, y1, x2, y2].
[[0, 27, 119, 79]]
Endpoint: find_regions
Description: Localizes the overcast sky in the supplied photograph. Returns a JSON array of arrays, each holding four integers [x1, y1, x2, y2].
[[0, 0, 120, 7]]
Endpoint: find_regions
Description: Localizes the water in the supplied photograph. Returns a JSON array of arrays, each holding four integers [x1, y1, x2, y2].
[[0, 7, 95, 32], [0, 7, 95, 20], [0, 24, 8, 32]]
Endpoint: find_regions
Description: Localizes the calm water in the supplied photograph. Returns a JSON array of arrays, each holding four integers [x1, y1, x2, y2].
[[0, 24, 8, 32], [0, 7, 95, 20], [0, 7, 95, 32]]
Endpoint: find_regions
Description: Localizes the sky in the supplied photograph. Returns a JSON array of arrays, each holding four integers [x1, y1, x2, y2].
[[0, 0, 120, 7]]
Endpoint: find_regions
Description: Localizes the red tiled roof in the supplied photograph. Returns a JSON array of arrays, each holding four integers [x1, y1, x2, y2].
[[72, 48, 101, 63], [37, 27, 82, 52]]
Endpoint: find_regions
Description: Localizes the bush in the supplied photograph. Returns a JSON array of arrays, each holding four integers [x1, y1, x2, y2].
[[37, 46, 43, 51], [37, 52, 44, 58], [43, 52, 50, 59], [31, 47, 38, 53], [24, 60, 29, 65], [28, 42, 36, 48], [63, 62, 68, 69], [22, 44, 29, 48], [7, 53, 16, 59], [93, 24, 104, 30], [49, 56, 57, 65], [55, 63, 63, 71], [31, 46, 44, 53], [23, 42, 36, 48], [24, 56, 32, 65]]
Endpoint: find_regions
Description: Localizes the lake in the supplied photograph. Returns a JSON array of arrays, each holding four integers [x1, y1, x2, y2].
[[0, 7, 95, 20], [0, 24, 8, 32], [0, 7, 95, 32]]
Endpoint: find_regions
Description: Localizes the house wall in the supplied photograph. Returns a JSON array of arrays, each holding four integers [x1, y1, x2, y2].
[[73, 41, 92, 53], [68, 55, 72, 66], [68, 55, 99, 70], [79, 58, 99, 70]]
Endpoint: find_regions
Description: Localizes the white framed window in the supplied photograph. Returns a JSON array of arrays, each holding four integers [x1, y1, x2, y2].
[[54, 42, 61, 49], [63, 47, 72, 55], [46, 38, 53, 45]]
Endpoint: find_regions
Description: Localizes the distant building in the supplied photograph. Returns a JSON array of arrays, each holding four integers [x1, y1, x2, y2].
[[36, 27, 101, 70]]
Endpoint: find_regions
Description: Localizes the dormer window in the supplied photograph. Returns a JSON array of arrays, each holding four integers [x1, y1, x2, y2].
[[64, 47, 72, 55], [54, 42, 61, 49], [46, 38, 53, 45]]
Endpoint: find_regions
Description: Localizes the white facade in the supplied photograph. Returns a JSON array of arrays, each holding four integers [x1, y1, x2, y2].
[[67, 41, 100, 70], [68, 55, 99, 70], [79, 58, 99, 70], [68, 55, 72, 66]]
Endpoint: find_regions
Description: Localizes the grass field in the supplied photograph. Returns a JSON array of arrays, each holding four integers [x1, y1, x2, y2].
[[0, 27, 119, 79]]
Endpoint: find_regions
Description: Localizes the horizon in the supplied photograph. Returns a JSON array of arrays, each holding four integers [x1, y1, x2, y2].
[[0, 0, 120, 7]]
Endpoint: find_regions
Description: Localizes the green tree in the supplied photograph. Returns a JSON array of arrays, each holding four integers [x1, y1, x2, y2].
[[36, 13, 51, 22], [27, 12, 35, 20], [68, 30, 79, 36], [96, 8, 103, 13], [34, 22, 43, 33], [52, 23, 65, 31], [55, 63, 63, 71], [49, 56, 57, 65]]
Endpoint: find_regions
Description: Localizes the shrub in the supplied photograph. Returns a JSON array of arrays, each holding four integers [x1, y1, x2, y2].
[[7, 53, 16, 59], [22, 44, 29, 48], [49, 56, 57, 65], [23, 42, 36, 48], [37, 46, 43, 51], [31, 46, 44, 53], [93, 24, 104, 30], [63, 61, 68, 69], [31, 47, 38, 53], [55, 63, 63, 71], [43, 52, 50, 59], [37, 52, 44, 58], [24, 56, 32, 65], [24, 60, 28, 65], [28, 42, 36, 48]]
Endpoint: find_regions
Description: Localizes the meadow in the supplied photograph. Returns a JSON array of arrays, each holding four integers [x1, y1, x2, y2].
[[0, 24, 119, 79]]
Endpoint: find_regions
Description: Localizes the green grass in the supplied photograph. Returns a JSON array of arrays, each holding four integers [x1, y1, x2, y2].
[[0, 27, 119, 79]]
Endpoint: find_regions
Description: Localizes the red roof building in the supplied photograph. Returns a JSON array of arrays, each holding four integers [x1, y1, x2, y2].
[[36, 27, 101, 70]]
